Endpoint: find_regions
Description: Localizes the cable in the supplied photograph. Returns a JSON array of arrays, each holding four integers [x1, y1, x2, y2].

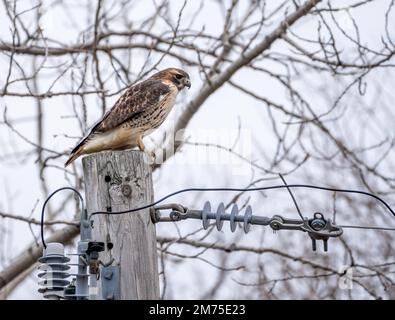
[[278, 174, 304, 220], [40, 183, 395, 249], [340, 225, 395, 231], [41, 187, 84, 249], [88, 184, 395, 219]]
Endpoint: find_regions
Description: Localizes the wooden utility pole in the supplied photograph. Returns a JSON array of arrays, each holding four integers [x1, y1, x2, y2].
[[82, 150, 159, 299]]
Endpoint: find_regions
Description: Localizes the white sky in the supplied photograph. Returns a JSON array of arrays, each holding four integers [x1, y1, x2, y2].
[[0, 0, 394, 299]]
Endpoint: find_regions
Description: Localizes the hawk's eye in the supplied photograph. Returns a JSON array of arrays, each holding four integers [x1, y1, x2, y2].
[[175, 74, 183, 80]]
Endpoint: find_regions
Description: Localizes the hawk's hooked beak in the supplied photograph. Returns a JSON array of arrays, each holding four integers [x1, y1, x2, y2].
[[185, 79, 191, 89]]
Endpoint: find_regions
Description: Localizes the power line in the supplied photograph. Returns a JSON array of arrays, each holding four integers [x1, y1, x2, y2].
[[40, 187, 84, 249], [88, 184, 395, 218], [278, 174, 304, 220], [340, 225, 395, 231], [40, 183, 395, 249]]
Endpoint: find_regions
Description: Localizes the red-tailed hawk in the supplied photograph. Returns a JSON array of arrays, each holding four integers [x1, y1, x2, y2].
[[65, 68, 191, 166]]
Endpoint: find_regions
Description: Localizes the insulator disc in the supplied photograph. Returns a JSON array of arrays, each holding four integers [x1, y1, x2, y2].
[[38, 254, 70, 263], [38, 271, 70, 279], [244, 205, 252, 233], [38, 278, 70, 287], [202, 201, 211, 229], [38, 263, 70, 271], [216, 203, 225, 231], [38, 286, 66, 294], [230, 204, 238, 232]]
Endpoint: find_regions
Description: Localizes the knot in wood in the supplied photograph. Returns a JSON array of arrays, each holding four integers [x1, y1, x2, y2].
[[121, 184, 132, 197]]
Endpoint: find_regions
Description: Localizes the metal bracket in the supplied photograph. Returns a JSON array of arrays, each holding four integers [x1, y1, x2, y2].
[[86, 241, 105, 274], [101, 266, 120, 300], [269, 212, 343, 252], [151, 203, 187, 223]]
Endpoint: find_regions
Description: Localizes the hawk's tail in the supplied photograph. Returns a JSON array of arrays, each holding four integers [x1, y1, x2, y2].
[[64, 139, 87, 167]]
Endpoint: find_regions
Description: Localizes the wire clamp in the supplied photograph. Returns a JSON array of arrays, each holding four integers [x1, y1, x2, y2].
[[151, 203, 188, 222], [269, 212, 343, 252]]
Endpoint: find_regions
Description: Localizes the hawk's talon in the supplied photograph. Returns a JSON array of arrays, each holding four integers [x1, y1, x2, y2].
[[137, 137, 146, 152], [147, 151, 156, 165]]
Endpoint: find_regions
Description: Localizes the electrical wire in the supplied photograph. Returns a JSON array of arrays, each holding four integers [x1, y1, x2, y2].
[[40, 183, 395, 249], [88, 184, 395, 218], [278, 174, 304, 220], [40, 187, 84, 249], [340, 225, 395, 231]]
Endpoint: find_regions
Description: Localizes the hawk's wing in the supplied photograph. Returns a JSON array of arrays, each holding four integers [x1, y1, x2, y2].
[[92, 79, 170, 134]]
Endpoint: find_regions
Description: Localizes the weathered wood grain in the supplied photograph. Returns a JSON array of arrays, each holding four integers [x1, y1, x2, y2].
[[82, 150, 159, 300]]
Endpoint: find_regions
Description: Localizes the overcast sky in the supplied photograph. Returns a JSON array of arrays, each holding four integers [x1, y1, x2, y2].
[[1, 0, 394, 299]]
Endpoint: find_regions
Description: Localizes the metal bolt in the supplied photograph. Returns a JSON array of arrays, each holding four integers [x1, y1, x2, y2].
[[104, 269, 113, 280], [82, 220, 91, 228], [323, 239, 328, 252], [121, 184, 132, 197], [311, 239, 317, 251], [272, 222, 280, 230], [311, 219, 326, 231], [170, 211, 180, 221]]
